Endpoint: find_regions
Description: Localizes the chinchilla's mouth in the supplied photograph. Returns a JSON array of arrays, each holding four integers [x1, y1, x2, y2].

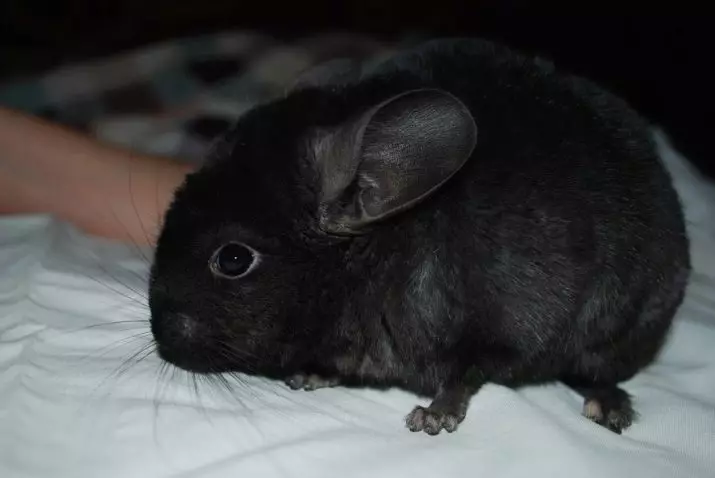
[[155, 341, 233, 374]]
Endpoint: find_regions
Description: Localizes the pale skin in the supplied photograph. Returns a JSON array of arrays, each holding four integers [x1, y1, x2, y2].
[[0, 107, 194, 246]]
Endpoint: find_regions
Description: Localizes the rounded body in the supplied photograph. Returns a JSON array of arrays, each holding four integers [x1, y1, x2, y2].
[[149, 38, 691, 434]]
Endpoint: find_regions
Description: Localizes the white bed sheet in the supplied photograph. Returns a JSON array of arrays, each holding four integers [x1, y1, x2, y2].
[[1, 130, 714, 477]]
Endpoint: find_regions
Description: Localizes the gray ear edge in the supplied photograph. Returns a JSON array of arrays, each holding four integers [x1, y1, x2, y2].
[[290, 58, 363, 92], [317, 88, 478, 236], [358, 89, 477, 224]]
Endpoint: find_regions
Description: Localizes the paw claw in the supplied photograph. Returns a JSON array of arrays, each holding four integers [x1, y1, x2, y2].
[[285, 374, 305, 390], [581, 392, 636, 434], [405, 405, 464, 435], [285, 373, 338, 391]]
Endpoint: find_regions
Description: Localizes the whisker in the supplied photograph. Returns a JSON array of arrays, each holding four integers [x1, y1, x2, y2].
[[84, 338, 154, 401], [70, 267, 148, 307], [152, 361, 170, 417], [55, 331, 152, 368], [85, 237, 151, 287], [151, 361, 182, 445], [191, 372, 214, 422], [82, 246, 150, 294], [91, 261, 149, 300], [107, 341, 154, 381], [102, 183, 154, 267], [120, 309, 151, 320], [54, 319, 148, 337], [127, 155, 158, 258], [153, 157, 165, 241], [207, 372, 267, 434], [112, 342, 156, 378], [214, 372, 251, 409], [214, 342, 260, 374]]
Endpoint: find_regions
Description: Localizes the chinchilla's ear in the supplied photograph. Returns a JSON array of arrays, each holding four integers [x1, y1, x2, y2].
[[311, 88, 477, 235], [290, 58, 363, 91]]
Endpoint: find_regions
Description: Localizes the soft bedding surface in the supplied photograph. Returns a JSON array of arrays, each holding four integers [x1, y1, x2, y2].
[[2, 32, 715, 478]]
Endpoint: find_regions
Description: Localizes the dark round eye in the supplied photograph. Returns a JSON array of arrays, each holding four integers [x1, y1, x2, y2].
[[210, 242, 257, 278]]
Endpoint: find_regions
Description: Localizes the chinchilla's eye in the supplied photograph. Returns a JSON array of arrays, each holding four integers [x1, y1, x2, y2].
[[210, 242, 258, 279]]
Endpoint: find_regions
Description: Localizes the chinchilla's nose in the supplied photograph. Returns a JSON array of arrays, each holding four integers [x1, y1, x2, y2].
[[151, 306, 204, 344]]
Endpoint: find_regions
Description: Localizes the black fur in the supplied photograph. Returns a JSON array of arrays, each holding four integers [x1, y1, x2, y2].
[[148, 38, 691, 435]]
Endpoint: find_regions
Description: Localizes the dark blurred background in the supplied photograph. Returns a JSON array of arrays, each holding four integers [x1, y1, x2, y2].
[[1, 0, 712, 177]]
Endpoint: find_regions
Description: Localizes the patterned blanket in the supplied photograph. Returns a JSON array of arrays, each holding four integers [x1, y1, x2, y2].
[[0, 31, 402, 163]]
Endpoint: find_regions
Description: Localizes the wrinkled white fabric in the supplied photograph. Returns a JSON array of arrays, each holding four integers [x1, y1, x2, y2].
[[1, 130, 714, 477]]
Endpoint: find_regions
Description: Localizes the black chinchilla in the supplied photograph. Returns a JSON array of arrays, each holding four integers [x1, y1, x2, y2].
[[148, 38, 690, 435]]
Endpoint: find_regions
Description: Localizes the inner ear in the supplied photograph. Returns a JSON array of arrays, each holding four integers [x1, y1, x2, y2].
[[316, 88, 477, 235]]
